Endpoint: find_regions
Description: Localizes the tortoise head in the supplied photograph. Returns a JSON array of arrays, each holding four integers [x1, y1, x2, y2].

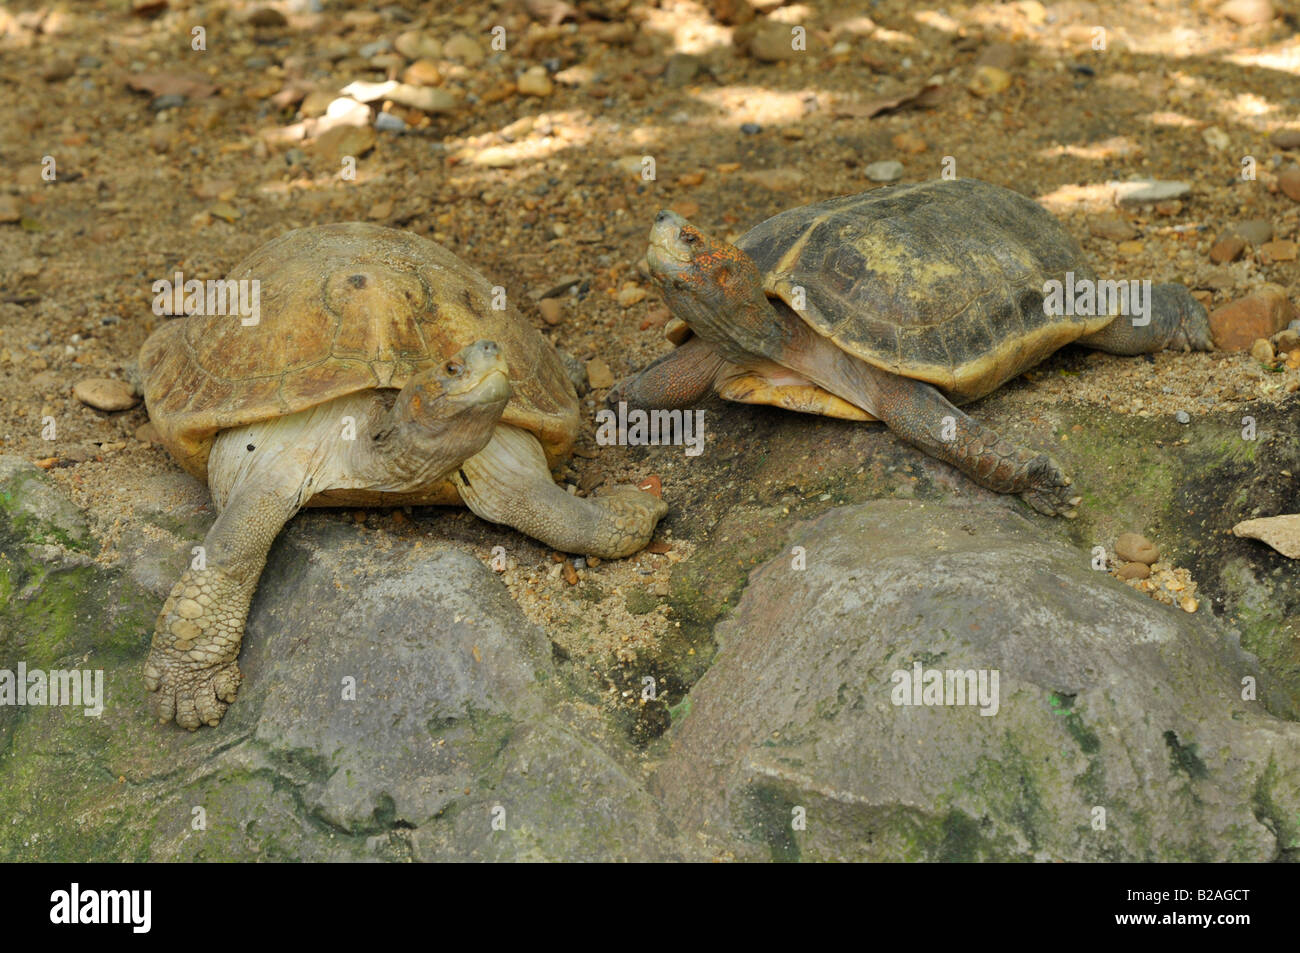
[[397, 339, 511, 432], [647, 211, 769, 347]]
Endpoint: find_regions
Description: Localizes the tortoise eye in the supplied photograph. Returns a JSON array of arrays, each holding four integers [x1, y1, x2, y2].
[[445, 360, 464, 376], [681, 231, 699, 245]]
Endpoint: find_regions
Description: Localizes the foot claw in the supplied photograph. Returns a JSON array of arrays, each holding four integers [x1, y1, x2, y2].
[[590, 485, 669, 558], [146, 655, 240, 730], [1018, 454, 1081, 518]]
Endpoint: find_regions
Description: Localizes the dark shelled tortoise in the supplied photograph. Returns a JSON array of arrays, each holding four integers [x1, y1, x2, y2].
[[613, 177, 1212, 515]]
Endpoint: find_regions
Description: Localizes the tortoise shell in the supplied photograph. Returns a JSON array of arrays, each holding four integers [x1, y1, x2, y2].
[[735, 178, 1113, 400], [140, 223, 578, 499]]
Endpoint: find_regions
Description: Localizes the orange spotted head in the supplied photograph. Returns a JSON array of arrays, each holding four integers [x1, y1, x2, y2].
[[647, 211, 766, 318]]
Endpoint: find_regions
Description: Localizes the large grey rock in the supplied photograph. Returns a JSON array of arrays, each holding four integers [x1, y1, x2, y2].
[[655, 500, 1300, 861], [197, 518, 681, 861], [1, 477, 684, 861]]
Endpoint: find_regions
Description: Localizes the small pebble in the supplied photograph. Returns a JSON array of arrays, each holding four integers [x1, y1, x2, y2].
[[385, 85, 457, 114], [664, 53, 700, 88], [1278, 168, 1300, 202], [394, 30, 441, 61], [747, 21, 803, 62], [1115, 532, 1159, 565], [891, 132, 928, 154], [1117, 562, 1151, 580], [1260, 239, 1298, 262], [401, 60, 442, 87], [1220, 0, 1274, 26], [1235, 219, 1273, 244], [1250, 338, 1275, 363], [443, 33, 485, 65], [1113, 180, 1191, 205], [1208, 235, 1245, 263], [1088, 216, 1138, 241], [1273, 328, 1299, 352], [586, 359, 615, 389], [739, 122, 762, 135], [246, 6, 287, 27], [42, 60, 75, 82], [1175, 410, 1190, 424], [968, 65, 1011, 97], [517, 67, 553, 97], [150, 93, 186, 111], [74, 378, 138, 411], [314, 124, 376, 162], [864, 160, 904, 183], [1233, 514, 1300, 559], [617, 285, 647, 307], [357, 40, 391, 59], [539, 298, 564, 325], [374, 112, 407, 133], [1202, 126, 1231, 151]]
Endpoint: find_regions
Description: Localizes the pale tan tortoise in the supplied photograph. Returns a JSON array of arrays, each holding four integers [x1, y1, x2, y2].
[[612, 178, 1213, 516], [139, 222, 666, 730]]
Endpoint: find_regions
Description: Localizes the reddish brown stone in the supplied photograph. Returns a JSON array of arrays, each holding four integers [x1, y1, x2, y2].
[[1209, 235, 1245, 263], [1261, 239, 1298, 262], [1209, 284, 1297, 350], [1117, 562, 1151, 580], [1279, 167, 1300, 202]]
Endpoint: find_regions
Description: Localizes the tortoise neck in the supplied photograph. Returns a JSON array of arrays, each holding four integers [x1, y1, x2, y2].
[[665, 270, 784, 366]]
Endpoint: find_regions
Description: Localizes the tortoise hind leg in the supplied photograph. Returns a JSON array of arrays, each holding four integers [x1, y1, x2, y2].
[[1077, 283, 1213, 354], [853, 362, 1081, 517]]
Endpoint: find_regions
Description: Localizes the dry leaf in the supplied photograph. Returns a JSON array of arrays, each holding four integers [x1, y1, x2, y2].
[[834, 84, 943, 119], [126, 71, 218, 99]]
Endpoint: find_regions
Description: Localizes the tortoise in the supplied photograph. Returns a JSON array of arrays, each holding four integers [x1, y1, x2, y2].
[[139, 222, 667, 729], [611, 178, 1213, 515]]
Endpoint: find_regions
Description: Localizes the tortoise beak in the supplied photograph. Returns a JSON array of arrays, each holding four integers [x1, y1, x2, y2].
[[648, 210, 693, 276], [446, 340, 511, 403]]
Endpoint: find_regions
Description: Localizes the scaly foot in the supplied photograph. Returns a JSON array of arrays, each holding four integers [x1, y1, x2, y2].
[[1017, 454, 1081, 519], [586, 486, 670, 558], [144, 568, 247, 729]]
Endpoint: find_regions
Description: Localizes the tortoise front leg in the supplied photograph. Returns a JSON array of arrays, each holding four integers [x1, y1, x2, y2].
[[866, 368, 1081, 518], [144, 476, 302, 729], [455, 424, 667, 558], [608, 335, 730, 409]]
